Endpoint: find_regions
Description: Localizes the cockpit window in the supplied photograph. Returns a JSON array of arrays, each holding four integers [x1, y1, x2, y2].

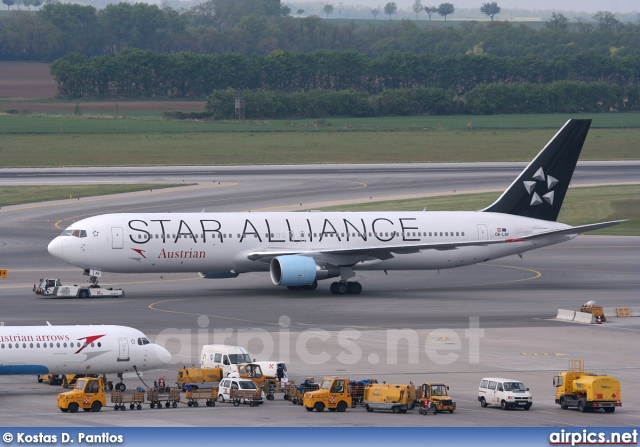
[[137, 338, 150, 345], [61, 229, 87, 238]]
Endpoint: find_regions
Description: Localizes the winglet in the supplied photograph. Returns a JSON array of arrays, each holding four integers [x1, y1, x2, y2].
[[482, 119, 591, 221]]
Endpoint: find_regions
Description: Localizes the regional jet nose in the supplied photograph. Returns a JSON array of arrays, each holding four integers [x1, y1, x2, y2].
[[152, 344, 172, 366], [47, 237, 63, 258]]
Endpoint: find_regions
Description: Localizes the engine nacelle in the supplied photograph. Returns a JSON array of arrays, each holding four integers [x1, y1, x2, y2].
[[270, 255, 338, 287], [198, 272, 240, 279]]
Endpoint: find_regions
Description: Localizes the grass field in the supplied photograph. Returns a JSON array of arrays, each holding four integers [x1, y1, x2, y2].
[[0, 184, 183, 207], [319, 184, 640, 236], [0, 115, 638, 167]]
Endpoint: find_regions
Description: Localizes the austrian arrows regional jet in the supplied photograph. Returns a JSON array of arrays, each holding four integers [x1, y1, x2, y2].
[[0, 324, 171, 389], [48, 119, 622, 295]]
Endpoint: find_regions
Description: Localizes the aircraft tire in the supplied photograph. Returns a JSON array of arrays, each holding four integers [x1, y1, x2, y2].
[[347, 282, 362, 294]]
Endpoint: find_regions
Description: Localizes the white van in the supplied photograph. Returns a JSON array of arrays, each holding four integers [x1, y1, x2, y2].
[[200, 345, 252, 377], [478, 377, 532, 410], [217, 378, 264, 404]]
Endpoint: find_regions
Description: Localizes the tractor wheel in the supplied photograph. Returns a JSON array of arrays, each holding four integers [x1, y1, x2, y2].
[[68, 403, 79, 413], [305, 407, 314, 412], [392, 406, 400, 414], [336, 401, 347, 412], [366, 404, 374, 413], [91, 401, 102, 412], [314, 402, 325, 412]]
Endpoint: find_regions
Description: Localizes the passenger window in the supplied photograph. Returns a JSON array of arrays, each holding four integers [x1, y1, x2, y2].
[[214, 353, 222, 362], [480, 380, 488, 388], [488, 381, 497, 391], [497, 384, 503, 392]]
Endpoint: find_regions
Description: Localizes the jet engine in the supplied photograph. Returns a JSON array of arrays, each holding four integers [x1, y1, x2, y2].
[[198, 272, 240, 279], [269, 255, 339, 287]]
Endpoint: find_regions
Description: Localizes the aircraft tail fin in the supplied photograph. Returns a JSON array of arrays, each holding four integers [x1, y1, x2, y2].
[[482, 119, 591, 222]]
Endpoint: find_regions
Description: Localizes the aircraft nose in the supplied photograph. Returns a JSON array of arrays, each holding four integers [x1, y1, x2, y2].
[[153, 344, 172, 366], [47, 237, 63, 258]]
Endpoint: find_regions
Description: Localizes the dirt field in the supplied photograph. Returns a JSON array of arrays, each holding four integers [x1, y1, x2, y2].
[[0, 62, 57, 99], [0, 62, 205, 113]]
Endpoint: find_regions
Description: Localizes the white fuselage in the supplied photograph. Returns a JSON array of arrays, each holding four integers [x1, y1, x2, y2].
[[0, 325, 171, 376], [48, 211, 574, 275]]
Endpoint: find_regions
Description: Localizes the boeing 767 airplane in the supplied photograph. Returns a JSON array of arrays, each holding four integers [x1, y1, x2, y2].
[[0, 324, 171, 390], [48, 119, 622, 294]]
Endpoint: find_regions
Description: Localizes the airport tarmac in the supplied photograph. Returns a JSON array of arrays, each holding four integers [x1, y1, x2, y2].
[[0, 164, 638, 427]]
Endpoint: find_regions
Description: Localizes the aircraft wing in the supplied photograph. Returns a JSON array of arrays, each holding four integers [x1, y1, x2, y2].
[[246, 220, 625, 262]]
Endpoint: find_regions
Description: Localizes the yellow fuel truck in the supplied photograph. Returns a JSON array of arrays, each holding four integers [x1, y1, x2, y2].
[[176, 366, 223, 390], [553, 360, 621, 413], [363, 383, 417, 413]]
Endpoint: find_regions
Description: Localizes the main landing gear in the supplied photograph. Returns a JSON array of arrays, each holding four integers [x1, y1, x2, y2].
[[329, 281, 362, 295]]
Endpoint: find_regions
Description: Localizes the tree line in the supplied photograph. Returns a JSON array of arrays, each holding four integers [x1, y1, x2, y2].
[[1, 1, 639, 61], [201, 82, 639, 119], [50, 48, 640, 99]]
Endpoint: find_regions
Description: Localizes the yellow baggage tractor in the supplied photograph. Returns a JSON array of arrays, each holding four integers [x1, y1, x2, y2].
[[147, 388, 181, 409]]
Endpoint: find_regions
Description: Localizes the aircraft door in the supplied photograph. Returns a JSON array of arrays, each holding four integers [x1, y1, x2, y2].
[[112, 227, 124, 249], [118, 338, 130, 362], [477, 224, 488, 241]]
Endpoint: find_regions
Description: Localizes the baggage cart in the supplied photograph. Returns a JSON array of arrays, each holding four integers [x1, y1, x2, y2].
[[186, 387, 218, 407], [147, 388, 181, 409], [111, 390, 145, 411], [230, 388, 262, 407]]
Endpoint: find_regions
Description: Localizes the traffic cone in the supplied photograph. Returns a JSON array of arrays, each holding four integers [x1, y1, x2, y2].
[[596, 315, 602, 324]]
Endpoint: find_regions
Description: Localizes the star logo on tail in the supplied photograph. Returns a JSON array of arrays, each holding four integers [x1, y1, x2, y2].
[[523, 167, 558, 206]]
